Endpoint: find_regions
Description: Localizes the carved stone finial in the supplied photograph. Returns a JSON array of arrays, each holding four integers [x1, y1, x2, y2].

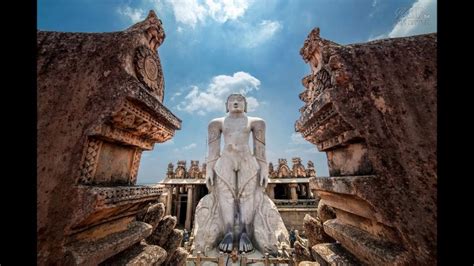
[[126, 9, 166, 52], [277, 158, 291, 178], [291, 157, 306, 178], [188, 160, 201, 179], [306, 160, 316, 177], [175, 160, 187, 179], [300, 27, 322, 63], [146, 10, 158, 20]]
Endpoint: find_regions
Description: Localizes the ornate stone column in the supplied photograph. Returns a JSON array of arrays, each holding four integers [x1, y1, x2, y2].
[[267, 184, 275, 199], [166, 185, 173, 215], [289, 183, 298, 203], [185, 185, 194, 230]]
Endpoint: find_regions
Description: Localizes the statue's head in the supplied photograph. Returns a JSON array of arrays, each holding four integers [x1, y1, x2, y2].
[[226, 94, 247, 113]]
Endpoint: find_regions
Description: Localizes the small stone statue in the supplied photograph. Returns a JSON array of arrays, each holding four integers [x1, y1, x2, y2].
[[306, 160, 316, 177], [166, 162, 175, 179], [175, 160, 187, 179], [193, 94, 289, 255], [188, 160, 201, 179]]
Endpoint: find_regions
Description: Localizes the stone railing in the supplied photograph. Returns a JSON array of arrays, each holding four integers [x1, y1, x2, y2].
[[273, 199, 317, 207], [187, 251, 297, 266]]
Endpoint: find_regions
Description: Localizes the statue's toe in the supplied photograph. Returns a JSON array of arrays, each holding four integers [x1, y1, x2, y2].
[[239, 233, 253, 253], [218, 232, 234, 253]]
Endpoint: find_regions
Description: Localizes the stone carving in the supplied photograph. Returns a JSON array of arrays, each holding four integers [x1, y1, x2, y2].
[[276, 159, 291, 178], [37, 10, 182, 265], [291, 157, 306, 178], [193, 94, 289, 256], [306, 161, 316, 177], [297, 27, 437, 265], [166, 163, 175, 179], [188, 160, 201, 179], [130, 149, 142, 184], [78, 138, 102, 184], [175, 160, 187, 179], [110, 100, 174, 143], [130, 82, 181, 129], [135, 46, 164, 101], [268, 162, 276, 178], [89, 124, 155, 150]]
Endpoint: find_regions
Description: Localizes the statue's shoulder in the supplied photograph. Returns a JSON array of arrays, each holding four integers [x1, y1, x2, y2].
[[208, 117, 224, 128], [249, 116, 265, 127]]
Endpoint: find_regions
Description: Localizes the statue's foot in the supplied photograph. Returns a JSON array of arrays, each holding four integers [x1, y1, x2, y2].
[[218, 232, 234, 253], [239, 232, 253, 253]]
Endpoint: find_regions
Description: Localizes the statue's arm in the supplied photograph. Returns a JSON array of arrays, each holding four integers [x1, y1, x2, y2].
[[206, 119, 222, 188], [252, 119, 268, 187]]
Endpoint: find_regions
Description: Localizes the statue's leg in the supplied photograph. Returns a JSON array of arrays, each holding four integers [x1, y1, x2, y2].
[[216, 175, 235, 252], [238, 178, 257, 253]]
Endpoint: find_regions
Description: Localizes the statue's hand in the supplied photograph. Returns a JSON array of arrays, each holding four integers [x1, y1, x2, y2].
[[258, 162, 268, 188], [205, 172, 214, 189]]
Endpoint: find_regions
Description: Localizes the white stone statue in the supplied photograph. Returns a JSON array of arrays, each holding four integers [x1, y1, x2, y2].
[[193, 94, 289, 256]]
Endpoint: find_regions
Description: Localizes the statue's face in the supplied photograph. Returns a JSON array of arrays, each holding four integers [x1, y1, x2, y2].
[[227, 95, 246, 113]]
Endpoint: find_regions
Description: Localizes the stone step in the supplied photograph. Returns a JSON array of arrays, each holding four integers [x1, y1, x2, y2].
[[311, 243, 361, 266], [299, 261, 321, 266], [65, 221, 153, 265], [101, 242, 167, 265], [323, 219, 408, 265]]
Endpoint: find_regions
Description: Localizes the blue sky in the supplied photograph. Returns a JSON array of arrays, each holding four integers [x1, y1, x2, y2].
[[38, 0, 436, 184]]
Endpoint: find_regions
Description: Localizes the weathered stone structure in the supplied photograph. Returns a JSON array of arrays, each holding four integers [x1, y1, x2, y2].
[[295, 28, 437, 264], [37, 10, 186, 265]]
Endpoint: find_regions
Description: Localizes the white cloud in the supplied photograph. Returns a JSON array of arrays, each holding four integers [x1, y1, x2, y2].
[[290, 133, 306, 145], [369, 0, 436, 41], [167, 0, 207, 28], [161, 139, 175, 146], [153, 0, 251, 28], [206, 0, 250, 23], [176, 72, 261, 115], [117, 6, 146, 23], [183, 143, 197, 150], [170, 92, 182, 101], [388, 0, 436, 38], [367, 33, 388, 41], [242, 20, 282, 48]]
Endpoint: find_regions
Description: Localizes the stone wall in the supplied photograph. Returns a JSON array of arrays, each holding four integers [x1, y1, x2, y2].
[[37, 10, 184, 265], [296, 28, 437, 265], [279, 208, 318, 232]]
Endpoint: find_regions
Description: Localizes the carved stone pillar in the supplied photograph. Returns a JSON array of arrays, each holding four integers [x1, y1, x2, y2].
[[267, 184, 275, 199], [289, 183, 298, 203], [166, 186, 173, 215], [174, 186, 180, 218], [185, 186, 194, 230]]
